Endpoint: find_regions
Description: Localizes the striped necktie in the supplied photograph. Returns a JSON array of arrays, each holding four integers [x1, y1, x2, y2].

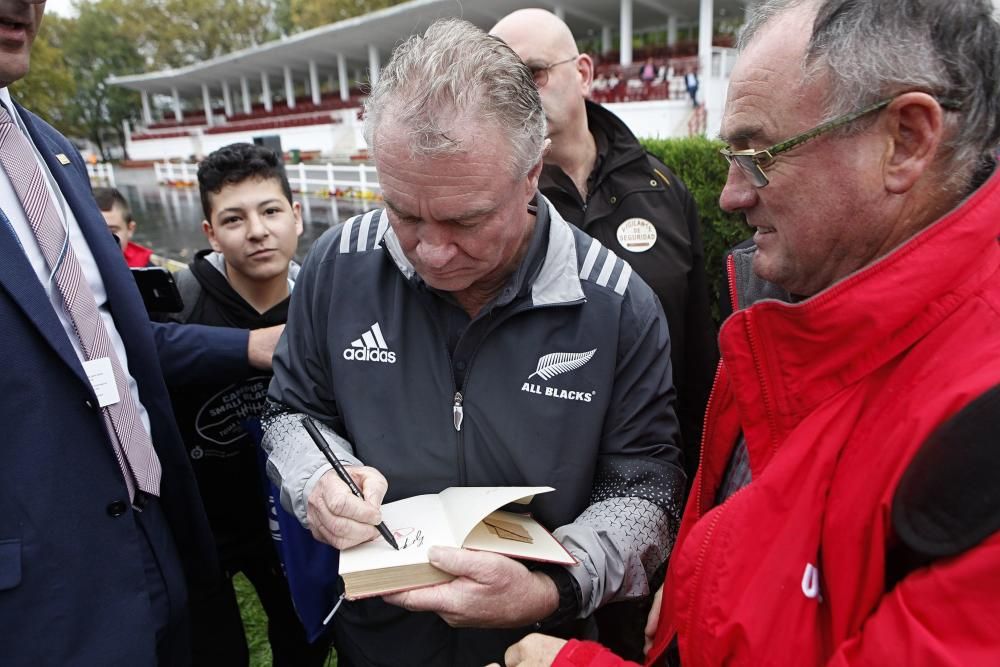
[[0, 103, 161, 500]]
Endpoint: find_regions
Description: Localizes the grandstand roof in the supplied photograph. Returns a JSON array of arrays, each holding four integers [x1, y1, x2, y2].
[[108, 0, 744, 94]]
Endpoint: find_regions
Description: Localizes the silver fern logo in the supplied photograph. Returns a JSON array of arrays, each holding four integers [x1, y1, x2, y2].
[[521, 349, 598, 403], [528, 350, 596, 381]]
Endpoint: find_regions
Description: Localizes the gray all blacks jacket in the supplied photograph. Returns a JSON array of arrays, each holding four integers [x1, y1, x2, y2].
[[262, 197, 685, 666]]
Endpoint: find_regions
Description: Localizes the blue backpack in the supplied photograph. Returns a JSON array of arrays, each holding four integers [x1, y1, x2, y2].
[[246, 419, 342, 643]]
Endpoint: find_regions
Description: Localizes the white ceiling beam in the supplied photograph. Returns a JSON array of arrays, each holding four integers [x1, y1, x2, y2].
[[634, 0, 682, 19], [560, 4, 610, 27]]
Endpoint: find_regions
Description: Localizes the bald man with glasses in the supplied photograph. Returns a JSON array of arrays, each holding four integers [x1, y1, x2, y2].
[[491, 5, 717, 502]]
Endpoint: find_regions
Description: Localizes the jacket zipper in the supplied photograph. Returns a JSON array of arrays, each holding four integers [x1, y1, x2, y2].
[[674, 255, 733, 662], [448, 299, 586, 486], [678, 346, 726, 662], [695, 361, 724, 515], [727, 250, 778, 454], [744, 310, 780, 455], [678, 255, 768, 662], [726, 253, 738, 314], [453, 392, 464, 431], [681, 482, 752, 665]]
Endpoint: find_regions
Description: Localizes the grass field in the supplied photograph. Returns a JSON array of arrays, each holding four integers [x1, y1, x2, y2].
[[234, 573, 337, 667]]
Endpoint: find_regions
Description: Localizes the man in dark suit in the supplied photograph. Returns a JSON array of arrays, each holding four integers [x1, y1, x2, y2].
[[0, 2, 253, 664]]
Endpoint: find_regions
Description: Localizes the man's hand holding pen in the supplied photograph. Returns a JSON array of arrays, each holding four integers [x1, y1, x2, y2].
[[301, 416, 399, 550], [306, 465, 390, 550]]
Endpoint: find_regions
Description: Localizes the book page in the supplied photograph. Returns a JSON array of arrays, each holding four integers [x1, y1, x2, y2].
[[438, 486, 554, 545], [338, 493, 455, 575], [463, 510, 577, 565]]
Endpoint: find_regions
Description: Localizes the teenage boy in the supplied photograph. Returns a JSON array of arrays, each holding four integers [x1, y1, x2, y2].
[[160, 143, 326, 666]]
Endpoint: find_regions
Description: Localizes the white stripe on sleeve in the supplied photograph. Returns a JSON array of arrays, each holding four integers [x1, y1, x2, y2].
[[579, 239, 601, 280], [596, 253, 617, 287], [356, 210, 377, 252], [339, 216, 357, 254], [613, 262, 632, 295]]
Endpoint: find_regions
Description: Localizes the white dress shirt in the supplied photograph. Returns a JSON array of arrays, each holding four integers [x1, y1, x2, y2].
[[0, 87, 153, 436]]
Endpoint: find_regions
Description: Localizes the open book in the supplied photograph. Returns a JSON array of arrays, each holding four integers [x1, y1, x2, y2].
[[338, 486, 577, 599]]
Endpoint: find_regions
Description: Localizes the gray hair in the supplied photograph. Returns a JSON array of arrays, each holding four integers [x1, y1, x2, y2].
[[363, 18, 546, 179], [740, 0, 1000, 181]]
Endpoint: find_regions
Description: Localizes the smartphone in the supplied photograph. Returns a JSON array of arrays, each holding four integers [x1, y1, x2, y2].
[[131, 266, 184, 313]]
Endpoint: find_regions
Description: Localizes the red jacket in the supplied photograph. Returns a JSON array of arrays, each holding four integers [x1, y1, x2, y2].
[[123, 240, 154, 268], [557, 172, 1000, 667]]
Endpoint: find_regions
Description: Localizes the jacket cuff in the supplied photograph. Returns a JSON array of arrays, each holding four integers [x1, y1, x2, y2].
[[532, 563, 582, 630], [299, 463, 333, 528]]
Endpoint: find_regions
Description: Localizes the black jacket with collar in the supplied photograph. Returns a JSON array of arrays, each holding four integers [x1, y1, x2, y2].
[[538, 100, 717, 475]]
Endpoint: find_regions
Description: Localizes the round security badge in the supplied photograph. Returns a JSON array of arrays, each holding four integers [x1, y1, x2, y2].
[[616, 217, 657, 252]]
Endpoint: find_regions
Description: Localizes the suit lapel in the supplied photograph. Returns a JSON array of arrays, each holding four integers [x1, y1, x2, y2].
[[0, 105, 109, 388], [0, 204, 90, 385], [17, 103, 158, 382]]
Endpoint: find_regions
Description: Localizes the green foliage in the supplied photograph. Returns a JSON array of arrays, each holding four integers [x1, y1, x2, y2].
[[109, 0, 278, 68], [234, 573, 338, 666], [641, 136, 751, 321], [61, 1, 145, 159], [233, 574, 273, 667], [288, 0, 408, 31], [13, 0, 280, 156]]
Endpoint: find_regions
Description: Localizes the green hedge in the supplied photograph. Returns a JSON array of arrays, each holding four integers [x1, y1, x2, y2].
[[641, 136, 751, 322]]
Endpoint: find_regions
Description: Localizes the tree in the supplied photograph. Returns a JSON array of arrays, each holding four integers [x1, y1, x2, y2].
[[10, 0, 411, 153], [288, 0, 408, 31], [61, 1, 145, 160], [108, 0, 279, 68]]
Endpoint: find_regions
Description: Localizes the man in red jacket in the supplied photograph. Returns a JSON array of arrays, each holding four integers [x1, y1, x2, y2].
[[498, 0, 1000, 665]]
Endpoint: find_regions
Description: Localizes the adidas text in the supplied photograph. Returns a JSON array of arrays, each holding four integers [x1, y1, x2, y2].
[[343, 348, 396, 363], [343, 322, 397, 363]]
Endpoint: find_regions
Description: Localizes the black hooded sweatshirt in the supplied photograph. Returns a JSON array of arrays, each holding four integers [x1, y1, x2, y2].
[[164, 249, 298, 564]]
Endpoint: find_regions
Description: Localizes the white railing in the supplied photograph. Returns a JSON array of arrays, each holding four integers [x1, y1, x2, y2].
[[154, 161, 380, 196], [154, 161, 198, 184], [87, 162, 116, 187], [287, 162, 380, 196]]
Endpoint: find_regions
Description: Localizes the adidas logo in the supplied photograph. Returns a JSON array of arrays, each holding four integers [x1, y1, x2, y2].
[[343, 322, 397, 363]]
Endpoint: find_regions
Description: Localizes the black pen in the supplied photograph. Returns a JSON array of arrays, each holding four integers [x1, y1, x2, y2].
[[300, 416, 399, 550]]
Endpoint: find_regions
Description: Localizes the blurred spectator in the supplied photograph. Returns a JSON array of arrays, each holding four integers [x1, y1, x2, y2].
[[684, 70, 699, 106], [640, 58, 656, 82], [94, 186, 154, 267]]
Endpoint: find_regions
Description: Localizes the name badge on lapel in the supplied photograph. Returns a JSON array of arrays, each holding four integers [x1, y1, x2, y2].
[[55, 153, 71, 165]]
